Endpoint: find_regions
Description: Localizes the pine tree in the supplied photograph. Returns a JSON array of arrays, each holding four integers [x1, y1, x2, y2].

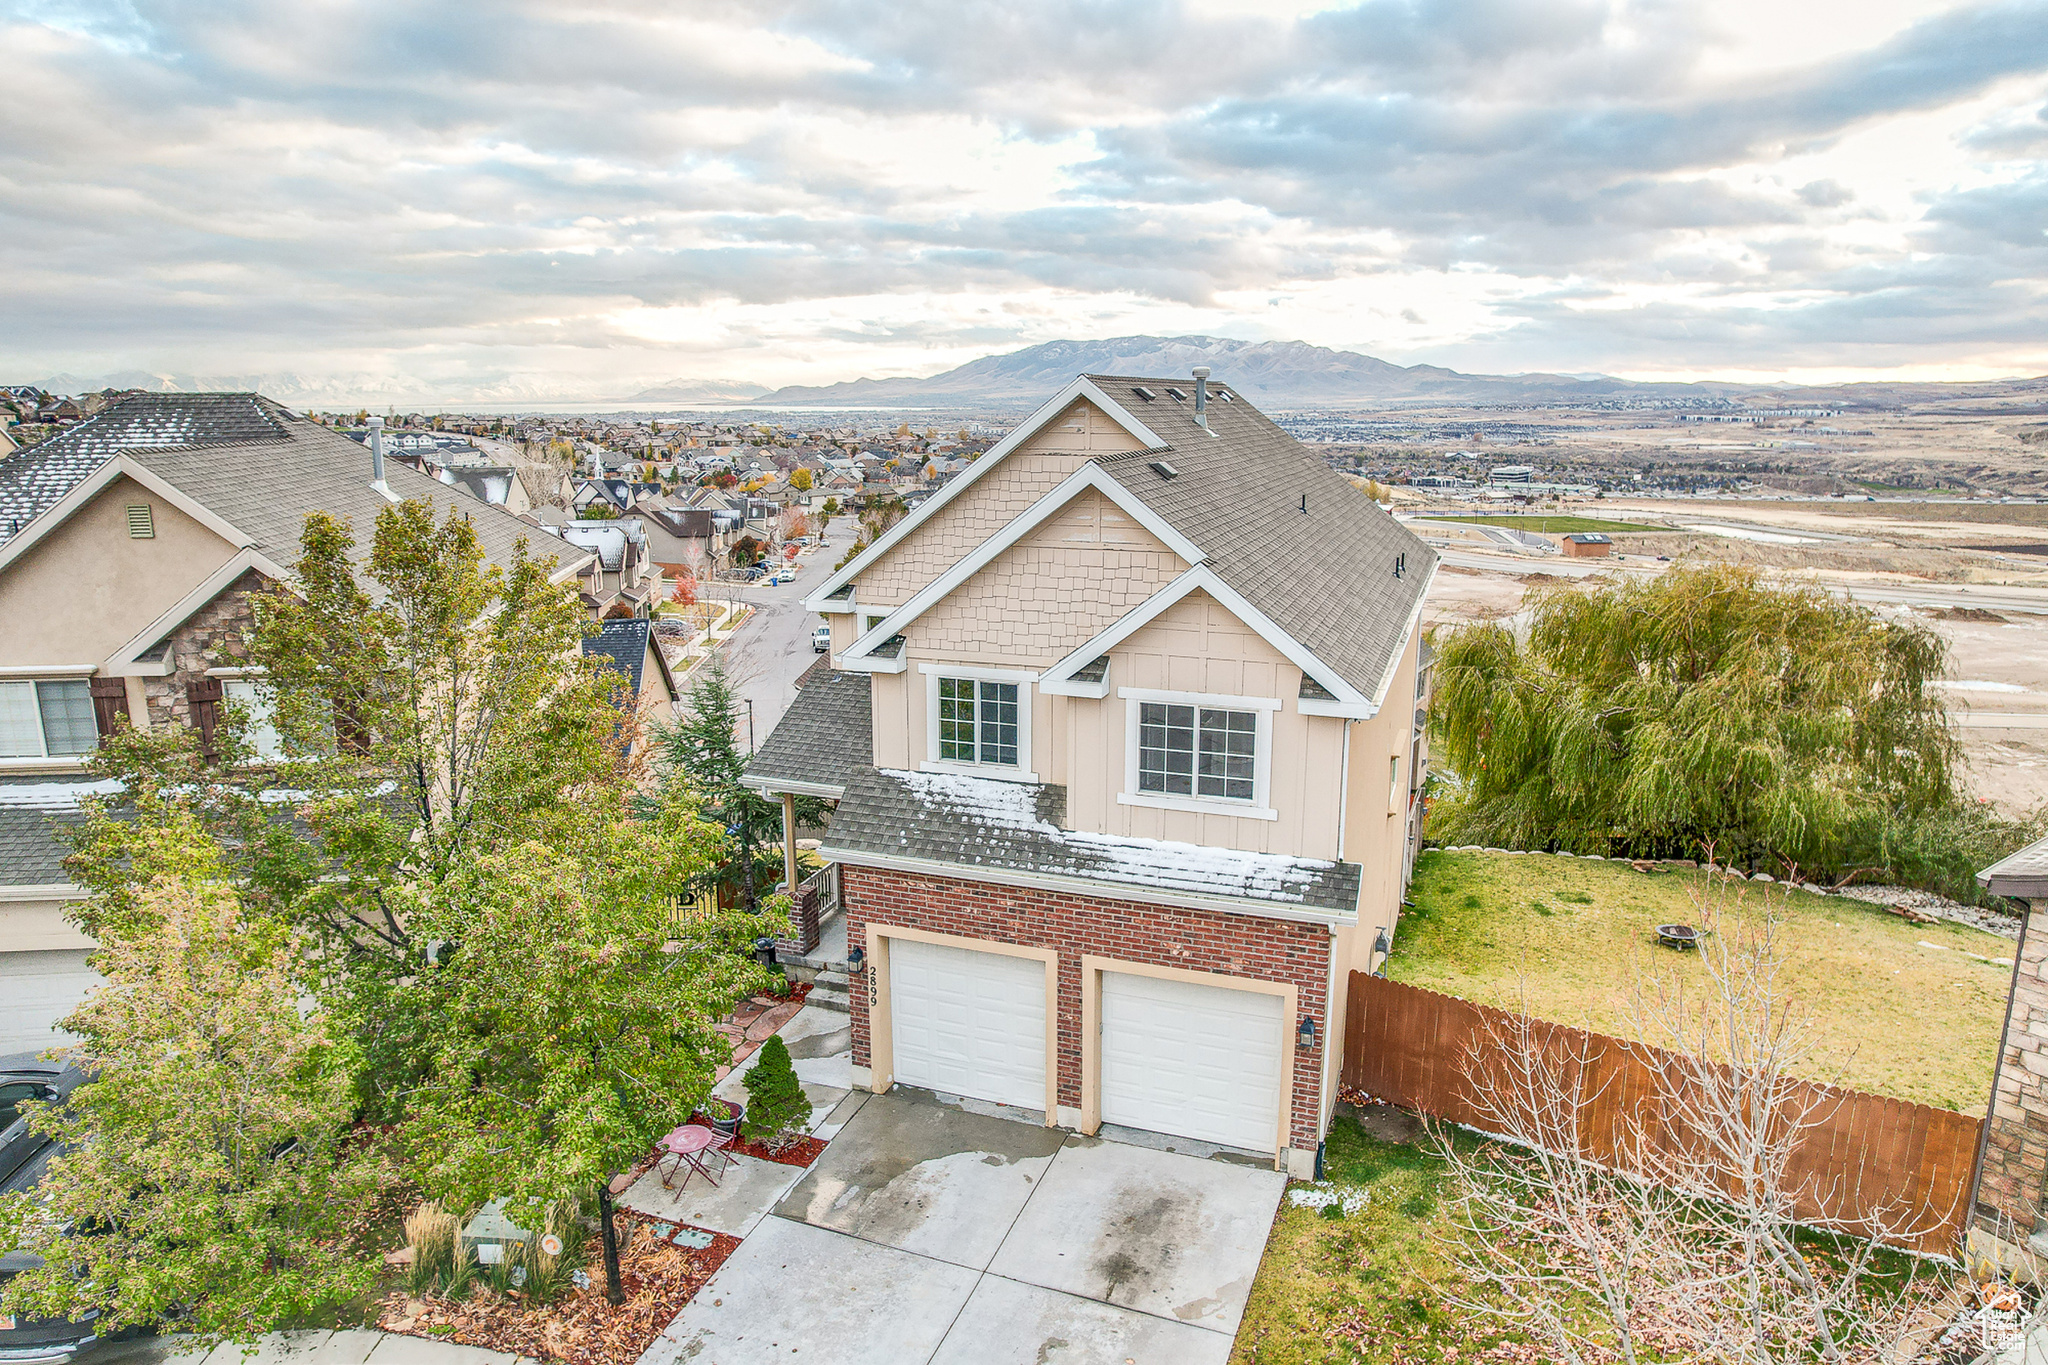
[[741, 1034, 812, 1150]]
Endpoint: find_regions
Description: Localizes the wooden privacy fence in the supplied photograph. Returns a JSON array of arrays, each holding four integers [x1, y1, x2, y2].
[[1341, 971, 1982, 1256]]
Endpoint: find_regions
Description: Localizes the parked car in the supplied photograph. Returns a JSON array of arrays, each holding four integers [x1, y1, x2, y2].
[[0, 1056, 99, 1363], [0, 1057, 82, 1190], [812, 626, 831, 653]]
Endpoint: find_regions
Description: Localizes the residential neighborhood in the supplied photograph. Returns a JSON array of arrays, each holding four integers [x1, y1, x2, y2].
[[2, 365, 2046, 1365], [6, 3, 2048, 1361]]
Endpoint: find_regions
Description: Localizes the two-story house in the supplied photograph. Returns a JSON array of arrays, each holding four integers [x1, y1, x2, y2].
[[743, 372, 1435, 1176], [0, 393, 601, 1051]]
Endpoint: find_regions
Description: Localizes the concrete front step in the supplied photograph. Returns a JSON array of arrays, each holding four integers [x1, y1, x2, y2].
[[806, 971, 852, 1014]]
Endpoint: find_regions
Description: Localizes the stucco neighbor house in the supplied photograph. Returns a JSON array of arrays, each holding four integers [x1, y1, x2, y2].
[[741, 372, 1437, 1176], [0, 392, 600, 1052]]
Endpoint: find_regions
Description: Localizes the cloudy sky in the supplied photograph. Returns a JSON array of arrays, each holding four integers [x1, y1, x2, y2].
[[4, 0, 2045, 399]]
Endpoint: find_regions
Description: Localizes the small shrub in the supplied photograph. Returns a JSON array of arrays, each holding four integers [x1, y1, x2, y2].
[[741, 1035, 812, 1148]]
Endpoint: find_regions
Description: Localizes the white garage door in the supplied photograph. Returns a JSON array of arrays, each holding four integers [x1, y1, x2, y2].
[[0, 950, 103, 1055], [1101, 970, 1285, 1153], [888, 938, 1047, 1111]]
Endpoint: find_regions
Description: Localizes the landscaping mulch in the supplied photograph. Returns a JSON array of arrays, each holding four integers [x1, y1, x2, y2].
[[375, 1218, 739, 1365], [720, 1131, 827, 1167]]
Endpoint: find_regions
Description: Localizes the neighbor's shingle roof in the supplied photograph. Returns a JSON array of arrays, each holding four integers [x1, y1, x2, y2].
[[0, 392, 593, 581], [1085, 375, 1434, 701], [740, 670, 872, 798], [1981, 834, 2048, 900], [583, 618, 652, 694], [822, 767, 1362, 917], [0, 777, 105, 886]]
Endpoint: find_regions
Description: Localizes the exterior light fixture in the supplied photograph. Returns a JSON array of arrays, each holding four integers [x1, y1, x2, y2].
[[1373, 928, 1392, 958], [846, 946, 866, 973], [1297, 1015, 1318, 1050]]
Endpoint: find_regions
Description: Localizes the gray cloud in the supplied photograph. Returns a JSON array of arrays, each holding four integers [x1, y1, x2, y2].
[[0, 0, 2044, 390]]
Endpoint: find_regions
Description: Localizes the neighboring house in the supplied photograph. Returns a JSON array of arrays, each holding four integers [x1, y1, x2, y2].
[[0, 393, 598, 1052], [742, 372, 1435, 1175], [428, 463, 534, 516], [581, 617, 680, 750], [627, 507, 737, 580], [549, 521, 667, 618], [1561, 532, 1613, 558], [1967, 833, 2048, 1270]]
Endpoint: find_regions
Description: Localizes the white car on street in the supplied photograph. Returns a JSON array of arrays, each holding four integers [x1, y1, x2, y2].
[[812, 625, 831, 653]]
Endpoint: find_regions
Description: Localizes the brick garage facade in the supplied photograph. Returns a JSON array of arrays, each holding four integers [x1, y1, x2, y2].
[[141, 570, 281, 728], [842, 863, 1334, 1153]]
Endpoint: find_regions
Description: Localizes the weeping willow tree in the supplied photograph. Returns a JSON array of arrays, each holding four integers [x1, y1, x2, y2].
[[1429, 565, 1971, 878]]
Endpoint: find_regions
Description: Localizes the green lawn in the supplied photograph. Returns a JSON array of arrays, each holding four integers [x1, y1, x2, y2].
[[1234, 1111, 1950, 1364], [1412, 514, 1656, 535], [1389, 851, 2009, 1112]]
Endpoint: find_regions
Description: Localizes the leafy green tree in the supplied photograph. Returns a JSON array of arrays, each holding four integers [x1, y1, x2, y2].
[[1428, 565, 1959, 875], [741, 1035, 812, 1149], [0, 869, 379, 1345], [398, 789, 782, 1223], [61, 499, 775, 1243]]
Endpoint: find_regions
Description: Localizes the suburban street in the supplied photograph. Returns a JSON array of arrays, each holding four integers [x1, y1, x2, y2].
[[699, 552, 832, 744]]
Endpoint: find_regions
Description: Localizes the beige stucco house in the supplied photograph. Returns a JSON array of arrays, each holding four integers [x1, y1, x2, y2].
[[743, 372, 1435, 1176], [0, 393, 601, 1052]]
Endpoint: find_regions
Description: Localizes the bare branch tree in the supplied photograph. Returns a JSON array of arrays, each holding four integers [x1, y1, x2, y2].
[[1431, 858, 1950, 1364]]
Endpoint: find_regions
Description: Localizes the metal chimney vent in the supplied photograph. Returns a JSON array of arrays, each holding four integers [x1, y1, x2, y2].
[[1192, 366, 1210, 430]]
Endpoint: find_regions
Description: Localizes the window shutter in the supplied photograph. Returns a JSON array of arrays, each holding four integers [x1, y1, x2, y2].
[[186, 675, 223, 760], [89, 677, 129, 738]]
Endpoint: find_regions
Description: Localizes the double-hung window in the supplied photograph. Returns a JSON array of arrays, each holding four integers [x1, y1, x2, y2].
[[936, 676, 1019, 767], [224, 680, 285, 760], [1137, 702, 1257, 802], [1120, 687, 1278, 818], [0, 680, 97, 759]]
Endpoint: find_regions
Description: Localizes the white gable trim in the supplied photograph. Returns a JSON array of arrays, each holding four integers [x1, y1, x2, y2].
[[101, 546, 292, 675], [802, 376, 1165, 612], [0, 454, 253, 577], [1038, 565, 1375, 715], [837, 464, 1203, 663]]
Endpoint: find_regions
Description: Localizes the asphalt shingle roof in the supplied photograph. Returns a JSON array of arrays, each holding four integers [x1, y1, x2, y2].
[[0, 393, 593, 582], [1981, 833, 2048, 901], [740, 670, 873, 798], [583, 619, 652, 695], [1085, 375, 1435, 701], [821, 767, 1362, 917], [0, 777, 102, 886]]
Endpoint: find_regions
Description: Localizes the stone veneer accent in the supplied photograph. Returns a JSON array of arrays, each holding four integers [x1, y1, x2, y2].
[[142, 569, 281, 728], [841, 863, 1334, 1155], [1975, 899, 2048, 1254]]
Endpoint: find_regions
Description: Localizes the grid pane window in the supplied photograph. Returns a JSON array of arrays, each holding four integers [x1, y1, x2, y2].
[[1139, 701, 1257, 803], [1197, 707, 1258, 801], [0, 682, 39, 758], [0, 680, 98, 758], [1138, 703, 1195, 795], [938, 677, 977, 761], [36, 681, 97, 756], [937, 677, 1020, 767]]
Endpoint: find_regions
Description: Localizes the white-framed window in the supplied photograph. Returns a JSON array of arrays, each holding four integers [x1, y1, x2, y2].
[[0, 679, 97, 759], [920, 665, 1036, 781], [224, 679, 285, 760], [1118, 687, 1278, 821]]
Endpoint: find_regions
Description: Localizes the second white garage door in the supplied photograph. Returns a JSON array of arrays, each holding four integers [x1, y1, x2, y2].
[[1101, 970, 1285, 1153], [888, 938, 1048, 1111], [0, 950, 103, 1055]]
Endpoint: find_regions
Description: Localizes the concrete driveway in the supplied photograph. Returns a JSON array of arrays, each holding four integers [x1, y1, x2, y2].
[[641, 1089, 1285, 1365]]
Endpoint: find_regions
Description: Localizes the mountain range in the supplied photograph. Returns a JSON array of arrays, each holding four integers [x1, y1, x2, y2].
[[748, 336, 1712, 408], [17, 339, 2048, 411]]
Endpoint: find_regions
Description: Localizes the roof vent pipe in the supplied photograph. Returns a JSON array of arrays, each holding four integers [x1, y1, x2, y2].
[[1192, 367, 1210, 430], [367, 416, 390, 493]]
